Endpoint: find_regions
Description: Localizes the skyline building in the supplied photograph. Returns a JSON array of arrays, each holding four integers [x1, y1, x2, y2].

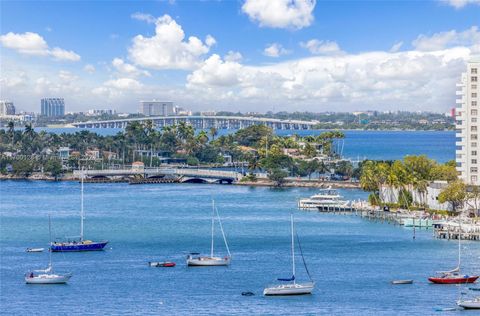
[[41, 98, 65, 117], [456, 60, 479, 185], [0, 100, 16, 116], [140, 101, 175, 116]]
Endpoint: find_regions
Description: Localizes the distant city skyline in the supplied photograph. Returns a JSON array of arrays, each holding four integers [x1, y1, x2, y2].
[[1, 0, 479, 113]]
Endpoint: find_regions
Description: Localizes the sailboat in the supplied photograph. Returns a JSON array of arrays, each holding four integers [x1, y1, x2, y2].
[[263, 213, 314, 296], [428, 221, 478, 284], [25, 215, 72, 284], [457, 296, 480, 309], [50, 170, 108, 252], [187, 200, 231, 267]]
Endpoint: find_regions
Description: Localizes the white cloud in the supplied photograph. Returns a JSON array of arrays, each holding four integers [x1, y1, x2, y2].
[[186, 46, 475, 111], [50, 47, 81, 61], [412, 26, 480, 51], [442, 0, 480, 8], [131, 12, 157, 24], [104, 78, 143, 90], [111, 58, 150, 77], [128, 15, 215, 70], [242, 0, 316, 30], [224, 51, 243, 62], [389, 41, 403, 53], [0, 32, 80, 61], [83, 64, 96, 74], [300, 39, 344, 55], [263, 43, 291, 57]]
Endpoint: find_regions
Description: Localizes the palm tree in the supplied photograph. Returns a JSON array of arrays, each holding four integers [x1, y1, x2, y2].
[[209, 127, 218, 141], [7, 121, 14, 148]]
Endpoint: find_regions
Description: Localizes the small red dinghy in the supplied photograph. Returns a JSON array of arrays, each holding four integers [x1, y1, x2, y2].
[[148, 261, 176, 267]]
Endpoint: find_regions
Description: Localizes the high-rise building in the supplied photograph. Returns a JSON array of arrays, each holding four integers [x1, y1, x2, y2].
[[41, 98, 65, 117], [0, 100, 15, 116], [455, 60, 479, 185], [139, 101, 175, 116]]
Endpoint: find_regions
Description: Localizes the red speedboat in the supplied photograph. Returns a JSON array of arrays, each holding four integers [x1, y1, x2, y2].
[[148, 261, 176, 267]]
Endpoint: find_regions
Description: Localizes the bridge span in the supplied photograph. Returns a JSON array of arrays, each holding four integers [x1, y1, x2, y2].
[[72, 115, 317, 130], [73, 168, 243, 184]]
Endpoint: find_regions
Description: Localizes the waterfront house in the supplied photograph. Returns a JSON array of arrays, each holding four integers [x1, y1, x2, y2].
[[58, 147, 70, 159], [132, 161, 145, 171], [85, 149, 100, 160]]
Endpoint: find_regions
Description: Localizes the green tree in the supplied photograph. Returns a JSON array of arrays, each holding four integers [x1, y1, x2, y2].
[[12, 160, 34, 177], [438, 180, 467, 212], [44, 159, 63, 180], [268, 168, 288, 187]]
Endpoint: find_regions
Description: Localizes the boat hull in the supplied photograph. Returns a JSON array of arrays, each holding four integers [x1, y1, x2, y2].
[[457, 300, 480, 309], [26, 248, 44, 253], [25, 274, 71, 284], [428, 276, 479, 284], [148, 262, 176, 267], [187, 256, 230, 266], [263, 282, 314, 296], [50, 241, 108, 252], [391, 280, 413, 284]]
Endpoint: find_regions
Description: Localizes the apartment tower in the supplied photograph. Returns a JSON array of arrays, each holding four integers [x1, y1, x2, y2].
[[456, 61, 480, 185]]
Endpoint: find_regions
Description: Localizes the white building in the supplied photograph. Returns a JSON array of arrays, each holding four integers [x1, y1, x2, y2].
[[139, 101, 175, 116], [0, 100, 15, 116], [456, 60, 480, 185]]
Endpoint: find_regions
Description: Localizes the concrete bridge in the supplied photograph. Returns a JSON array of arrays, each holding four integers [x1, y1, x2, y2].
[[73, 168, 242, 184], [72, 115, 317, 130]]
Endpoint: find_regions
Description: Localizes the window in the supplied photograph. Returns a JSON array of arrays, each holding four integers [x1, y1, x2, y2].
[[473, 142, 478, 148], [471, 167, 478, 173], [472, 68, 478, 74], [472, 134, 478, 140], [472, 110, 478, 115], [473, 85, 478, 90], [472, 118, 477, 123], [473, 151, 478, 156], [472, 159, 477, 164], [472, 176, 478, 183], [471, 126, 478, 132], [472, 76, 478, 82], [473, 93, 478, 98], [473, 101, 478, 107]]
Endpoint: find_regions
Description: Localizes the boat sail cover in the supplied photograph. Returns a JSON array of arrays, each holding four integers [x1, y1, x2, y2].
[[34, 265, 52, 273], [278, 275, 295, 281], [437, 266, 460, 274]]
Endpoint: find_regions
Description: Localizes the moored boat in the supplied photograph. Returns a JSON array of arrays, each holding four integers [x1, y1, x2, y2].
[[391, 279, 413, 284], [26, 248, 44, 253], [26, 216, 72, 285], [457, 297, 480, 309], [263, 213, 315, 296], [187, 200, 231, 267], [298, 187, 351, 210], [148, 261, 176, 267], [51, 170, 108, 252]]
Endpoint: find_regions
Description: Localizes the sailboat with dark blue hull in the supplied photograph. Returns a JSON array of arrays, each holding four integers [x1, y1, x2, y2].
[[50, 171, 108, 252]]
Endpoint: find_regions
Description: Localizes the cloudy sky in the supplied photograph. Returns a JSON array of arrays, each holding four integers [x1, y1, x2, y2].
[[1, 0, 479, 114]]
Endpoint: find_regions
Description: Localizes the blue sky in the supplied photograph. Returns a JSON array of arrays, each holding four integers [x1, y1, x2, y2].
[[1, 0, 479, 113]]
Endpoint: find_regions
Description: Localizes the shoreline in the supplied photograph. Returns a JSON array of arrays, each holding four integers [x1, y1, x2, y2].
[[0, 173, 361, 189]]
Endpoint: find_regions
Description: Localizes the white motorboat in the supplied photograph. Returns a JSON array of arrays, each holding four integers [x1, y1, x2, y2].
[[187, 200, 231, 267], [26, 248, 45, 253], [457, 297, 480, 309], [25, 215, 72, 285], [391, 279, 413, 285], [263, 213, 315, 296], [298, 187, 351, 210]]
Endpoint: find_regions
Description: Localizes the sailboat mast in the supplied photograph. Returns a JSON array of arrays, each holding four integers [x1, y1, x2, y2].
[[80, 169, 84, 242], [211, 200, 215, 257], [458, 221, 461, 270], [48, 214, 52, 268], [291, 213, 296, 283]]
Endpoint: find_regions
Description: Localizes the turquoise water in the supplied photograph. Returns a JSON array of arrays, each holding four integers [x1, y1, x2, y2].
[[1, 181, 479, 315], [30, 128, 455, 162]]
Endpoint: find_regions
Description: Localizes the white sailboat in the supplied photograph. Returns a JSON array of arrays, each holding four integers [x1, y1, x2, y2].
[[264, 213, 314, 296], [187, 200, 231, 267], [25, 215, 72, 284], [457, 297, 480, 309]]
